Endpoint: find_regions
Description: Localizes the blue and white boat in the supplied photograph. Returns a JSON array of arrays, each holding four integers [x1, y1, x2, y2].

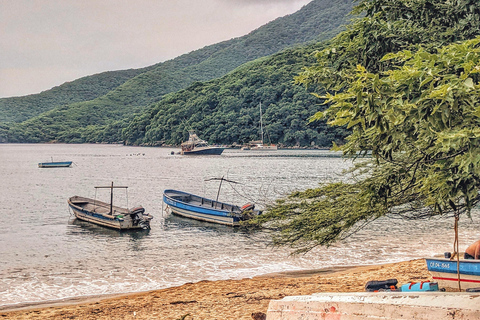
[[426, 257, 480, 290], [163, 189, 261, 226], [38, 161, 72, 168], [68, 182, 153, 230]]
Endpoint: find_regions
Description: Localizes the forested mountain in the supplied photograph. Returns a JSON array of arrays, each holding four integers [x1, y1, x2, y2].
[[123, 44, 350, 147], [5, 43, 350, 146], [0, 69, 147, 123], [0, 0, 354, 140]]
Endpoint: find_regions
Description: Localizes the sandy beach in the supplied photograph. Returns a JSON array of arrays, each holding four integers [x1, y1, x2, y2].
[[0, 259, 431, 320]]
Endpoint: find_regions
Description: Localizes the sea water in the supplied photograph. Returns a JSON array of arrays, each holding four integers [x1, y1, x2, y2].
[[0, 144, 479, 308]]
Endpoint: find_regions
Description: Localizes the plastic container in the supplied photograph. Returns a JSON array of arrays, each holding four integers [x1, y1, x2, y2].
[[401, 281, 439, 292]]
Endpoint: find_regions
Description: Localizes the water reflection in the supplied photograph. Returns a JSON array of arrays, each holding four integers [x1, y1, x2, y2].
[[164, 213, 251, 235], [4, 144, 480, 308], [67, 218, 151, 240]]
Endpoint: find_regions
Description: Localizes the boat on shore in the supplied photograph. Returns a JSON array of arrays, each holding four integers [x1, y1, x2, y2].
[[163, 189, 261, 226], [38, 160, 72, 168], [181, 131, 224, 155], [426, 257, 480, 290], [68, 182, 153, 230]]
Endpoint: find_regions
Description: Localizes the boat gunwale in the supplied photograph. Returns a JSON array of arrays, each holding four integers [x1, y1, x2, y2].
[[38, 161, 73, 168], [163, 189, 241, 216], [426, 257, 480, 276], [68, 198, 128, 223], [69, 196, 130, 214]]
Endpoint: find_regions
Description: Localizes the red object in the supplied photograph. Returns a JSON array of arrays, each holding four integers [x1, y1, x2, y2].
[[408, 281, 430, 290]]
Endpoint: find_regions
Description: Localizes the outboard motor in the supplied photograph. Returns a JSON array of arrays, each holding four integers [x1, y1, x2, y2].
[[130, 206, 145, 215], [130, 206, 152, 229]]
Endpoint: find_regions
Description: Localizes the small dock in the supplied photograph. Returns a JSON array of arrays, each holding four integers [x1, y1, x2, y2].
[[266, 292, 480, 319]]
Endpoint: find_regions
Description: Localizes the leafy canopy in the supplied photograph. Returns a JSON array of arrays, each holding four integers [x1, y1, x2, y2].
[[249, 0, 480, 253]]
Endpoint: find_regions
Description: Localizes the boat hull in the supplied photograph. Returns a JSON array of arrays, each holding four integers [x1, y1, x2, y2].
[[250, 145, 277, 151], [426, 258, 480, 290], [38, 161, 72, 168], [68, 196, 152, 230], [181, 147, 224, 155], [163, 189, 259, 226]]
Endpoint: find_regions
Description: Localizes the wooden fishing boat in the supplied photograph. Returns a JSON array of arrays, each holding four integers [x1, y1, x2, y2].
[[68, 182, 153, 230], [163, 189, 261, 226], [426, 257, 480, 290], [181, 131, 224, 155], [38, 161, 72, 168]]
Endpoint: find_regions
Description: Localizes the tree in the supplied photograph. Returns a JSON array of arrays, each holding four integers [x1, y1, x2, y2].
[[296, 0, 480, 92], [248, 0, 480, 254]]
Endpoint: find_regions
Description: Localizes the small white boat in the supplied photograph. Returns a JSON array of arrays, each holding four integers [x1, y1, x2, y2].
[[245, 103, 277, 151], [68, 182, 153, 230], [247, 140, 278, 151]]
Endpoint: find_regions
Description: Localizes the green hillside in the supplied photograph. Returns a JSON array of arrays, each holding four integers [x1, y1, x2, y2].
[[5, 43, 349, 146], [0, 69, 146, 123], [6, 43, 349, 146], [0, 0, 354, 143], [123, 44, 350, 147]]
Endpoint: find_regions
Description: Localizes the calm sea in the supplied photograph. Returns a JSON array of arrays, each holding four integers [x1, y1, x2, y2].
[[0, 144, 479, 308]]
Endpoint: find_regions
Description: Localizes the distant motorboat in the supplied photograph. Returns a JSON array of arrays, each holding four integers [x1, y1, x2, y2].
[[68, 182, 153, 230], [181, 131, 224, 155], [163, 189, 261, 226]]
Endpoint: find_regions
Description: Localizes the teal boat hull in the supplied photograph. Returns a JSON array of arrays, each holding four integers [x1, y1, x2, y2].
[[38, 161, 72, 168]]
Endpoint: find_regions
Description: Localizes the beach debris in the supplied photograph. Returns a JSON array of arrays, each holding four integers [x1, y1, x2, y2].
[[251, 312, 266, 320], [400, 281, 439, 292], [170, 300, 197, 305], [365, 279, 398, 292]]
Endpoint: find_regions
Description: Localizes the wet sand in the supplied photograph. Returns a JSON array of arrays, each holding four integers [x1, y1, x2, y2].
[[0, 259, 430, 320]]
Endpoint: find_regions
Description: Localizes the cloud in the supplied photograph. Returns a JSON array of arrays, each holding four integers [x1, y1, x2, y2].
[[0, 0, 311, 97]]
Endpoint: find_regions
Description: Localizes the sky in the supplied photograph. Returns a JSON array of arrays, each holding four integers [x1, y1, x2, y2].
[[0, 0, 312, 98]]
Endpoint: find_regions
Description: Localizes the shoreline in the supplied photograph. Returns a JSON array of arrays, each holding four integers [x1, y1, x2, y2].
[[0, 265, 358, 313], [0, 259, 431, 319]]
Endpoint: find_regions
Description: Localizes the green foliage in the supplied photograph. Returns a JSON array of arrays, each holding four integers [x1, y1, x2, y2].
[[324, 38, 480, 213], [247, 177, 386, 253], [122, 45, 348, 148], [250, 0, 480, 252], [297, 0, 480, 92], [2, 0, 354, 144], [0, 69, 145, 123]]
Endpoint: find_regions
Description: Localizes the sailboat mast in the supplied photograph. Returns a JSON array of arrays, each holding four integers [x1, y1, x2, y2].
[[259, 102, 264, 144]]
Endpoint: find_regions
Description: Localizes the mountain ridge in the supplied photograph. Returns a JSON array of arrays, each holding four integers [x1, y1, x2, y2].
[[1, 0, 355, 144], [0, 0, 354, 125]]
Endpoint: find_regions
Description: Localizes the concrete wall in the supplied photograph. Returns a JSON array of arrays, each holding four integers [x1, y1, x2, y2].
[[266, 292, 480, 320]]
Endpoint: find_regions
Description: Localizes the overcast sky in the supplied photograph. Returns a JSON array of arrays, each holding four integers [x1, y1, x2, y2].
[[0, 0, 312, 98]]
